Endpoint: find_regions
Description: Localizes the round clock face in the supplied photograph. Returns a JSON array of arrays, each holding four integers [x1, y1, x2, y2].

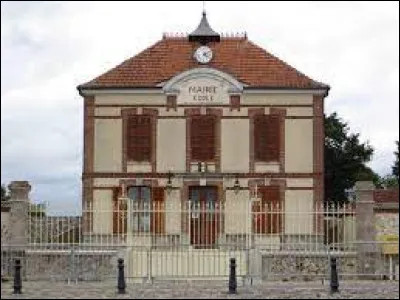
[[194, 46, 213, 64]]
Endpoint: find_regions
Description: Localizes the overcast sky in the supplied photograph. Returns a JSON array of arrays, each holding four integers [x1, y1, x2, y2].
[[1, 1, 399, 214]]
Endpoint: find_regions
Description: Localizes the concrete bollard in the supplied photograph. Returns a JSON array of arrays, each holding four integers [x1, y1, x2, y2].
[[228, 257, 237, 294], [117, 258, 126, 294], [330, 257, 339, 294], [13, 259, 22, 294]]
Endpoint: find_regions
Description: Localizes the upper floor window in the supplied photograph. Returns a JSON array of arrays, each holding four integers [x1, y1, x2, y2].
[[190, 115, 216, 161], [254, 114, 280, 162], [127, 115, 152, 161]]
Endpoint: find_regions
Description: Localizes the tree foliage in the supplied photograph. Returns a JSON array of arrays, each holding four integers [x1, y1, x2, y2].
[[1, 184, 10, 201], [324, 112, 374, 204], [392, 140, 399, 181]]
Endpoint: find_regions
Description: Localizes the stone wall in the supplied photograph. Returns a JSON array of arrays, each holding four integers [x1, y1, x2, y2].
[[1, 248, 119, 281], [261, 252, 357, 281]]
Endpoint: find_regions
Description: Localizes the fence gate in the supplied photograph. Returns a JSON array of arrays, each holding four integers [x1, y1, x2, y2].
[[124, 200, 248, 282]]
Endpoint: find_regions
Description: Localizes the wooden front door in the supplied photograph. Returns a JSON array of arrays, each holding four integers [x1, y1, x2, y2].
[[189, 186, 219, 248]]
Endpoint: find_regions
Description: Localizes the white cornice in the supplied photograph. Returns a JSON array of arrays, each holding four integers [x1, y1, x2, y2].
[[160, 67, 246, 94], [80, 88, 327, 96], [244, 89, 327, 95], [79, 89, 163, 96]]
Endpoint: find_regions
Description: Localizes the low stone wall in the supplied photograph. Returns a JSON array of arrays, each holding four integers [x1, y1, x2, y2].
[[261, 251, 357, 281], [1, 248, 120, 282]]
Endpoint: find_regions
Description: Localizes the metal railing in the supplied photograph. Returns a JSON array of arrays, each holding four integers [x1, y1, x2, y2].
[[1, 200, 398, 282]]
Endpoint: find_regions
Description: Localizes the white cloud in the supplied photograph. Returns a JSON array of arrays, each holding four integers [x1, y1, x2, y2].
[[1, 1, 399, 214]]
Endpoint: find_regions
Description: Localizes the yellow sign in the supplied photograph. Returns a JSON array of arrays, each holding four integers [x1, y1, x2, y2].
[[378, 234, 399, 255]]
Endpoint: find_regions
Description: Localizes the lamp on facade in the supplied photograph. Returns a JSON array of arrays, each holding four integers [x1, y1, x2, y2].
[[166, 171, 174, 194], [233, 174, 241, 194]]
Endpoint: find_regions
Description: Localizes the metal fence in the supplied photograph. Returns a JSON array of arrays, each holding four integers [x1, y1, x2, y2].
[[1, 200, 398, 282]]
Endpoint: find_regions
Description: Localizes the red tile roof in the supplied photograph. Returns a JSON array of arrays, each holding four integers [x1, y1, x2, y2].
[[78, 37, 329, 90], [374, 189, 399, 203]]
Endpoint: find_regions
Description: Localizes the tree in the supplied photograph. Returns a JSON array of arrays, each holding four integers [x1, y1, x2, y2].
[[378, 175, 399, 189], [324, 112, 374, 205], [1, 184, 10, 201], [392, 140, 399, 181]]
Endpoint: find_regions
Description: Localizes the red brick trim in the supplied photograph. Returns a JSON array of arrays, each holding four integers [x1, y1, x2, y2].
[[94, 115, 313, 120], [121, 108, 158, 173], [84, 172, 321, 178], [95, 104, 314, 108], [119, 178, 159, 196], [230, 95, 241, 111], [82, 178, 93, 234], [286, 186, 314, 190], [92, 181, 312, 190], [94, 116, 121, 119], [374, 209, 399, 213], [1, 206, 10, 212], [166, 95, 177, 111], [82, 96, 95, 234], [83, 96, 95, 174], [249, 108, 286, 173], [285, 116, 312, 119], [313, 95, 325, 234]]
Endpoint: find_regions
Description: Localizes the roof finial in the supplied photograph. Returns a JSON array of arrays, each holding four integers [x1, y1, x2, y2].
[[189, 4, 220, 44]]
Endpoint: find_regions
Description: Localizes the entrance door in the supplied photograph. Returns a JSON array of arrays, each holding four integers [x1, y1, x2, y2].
[[189, 186, 219, 248]]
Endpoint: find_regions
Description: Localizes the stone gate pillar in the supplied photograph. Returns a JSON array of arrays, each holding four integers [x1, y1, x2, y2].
[[8, 181, 31, 247], [354, 181, 378, 278]]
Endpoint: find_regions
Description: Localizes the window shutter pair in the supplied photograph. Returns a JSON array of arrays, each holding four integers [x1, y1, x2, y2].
[[127, 116, 152, 161], [190, 116, 216, 161], [254, 114, 280, 162]]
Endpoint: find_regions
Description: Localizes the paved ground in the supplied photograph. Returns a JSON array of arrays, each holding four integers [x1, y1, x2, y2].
[[1, 280, 399, 299]]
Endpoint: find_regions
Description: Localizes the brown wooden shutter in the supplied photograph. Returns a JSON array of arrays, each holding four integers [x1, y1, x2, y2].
[[112, 187, 127, 234], [191, 116, 216, 161], [254, 115, 280, 162], [127, 115, 152, 161], [253, 185, 281, 234], [151, 187, 165, 234]]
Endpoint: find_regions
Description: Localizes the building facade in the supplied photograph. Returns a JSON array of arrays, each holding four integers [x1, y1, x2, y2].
[[77, 13, 330, 248]]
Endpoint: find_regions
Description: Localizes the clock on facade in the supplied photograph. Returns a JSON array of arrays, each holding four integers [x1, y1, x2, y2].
[[194, 46, 213, 64]]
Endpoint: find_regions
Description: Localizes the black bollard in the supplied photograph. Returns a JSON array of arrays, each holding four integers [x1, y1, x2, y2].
[[117, 258, 126, 294], [330, 256, 339, 294], [13, 259, 22, 294], [228, 257, 237, 294]]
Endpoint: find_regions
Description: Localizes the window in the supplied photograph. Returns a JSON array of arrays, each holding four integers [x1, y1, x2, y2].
[[128, 186, 151, 232], [254, 114, 280, 162], [190, 116, 216, 161], [127, 186, 165, 234], [189, 186, 219, 247], [252, 185, 282, 234], [127, 115, 152, 161]]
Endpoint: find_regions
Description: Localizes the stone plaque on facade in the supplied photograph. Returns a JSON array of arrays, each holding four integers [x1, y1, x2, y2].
[[177, 77, 230, 105]]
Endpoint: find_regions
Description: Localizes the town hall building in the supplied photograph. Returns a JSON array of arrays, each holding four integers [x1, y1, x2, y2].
[[77, 12, 330, 256]]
